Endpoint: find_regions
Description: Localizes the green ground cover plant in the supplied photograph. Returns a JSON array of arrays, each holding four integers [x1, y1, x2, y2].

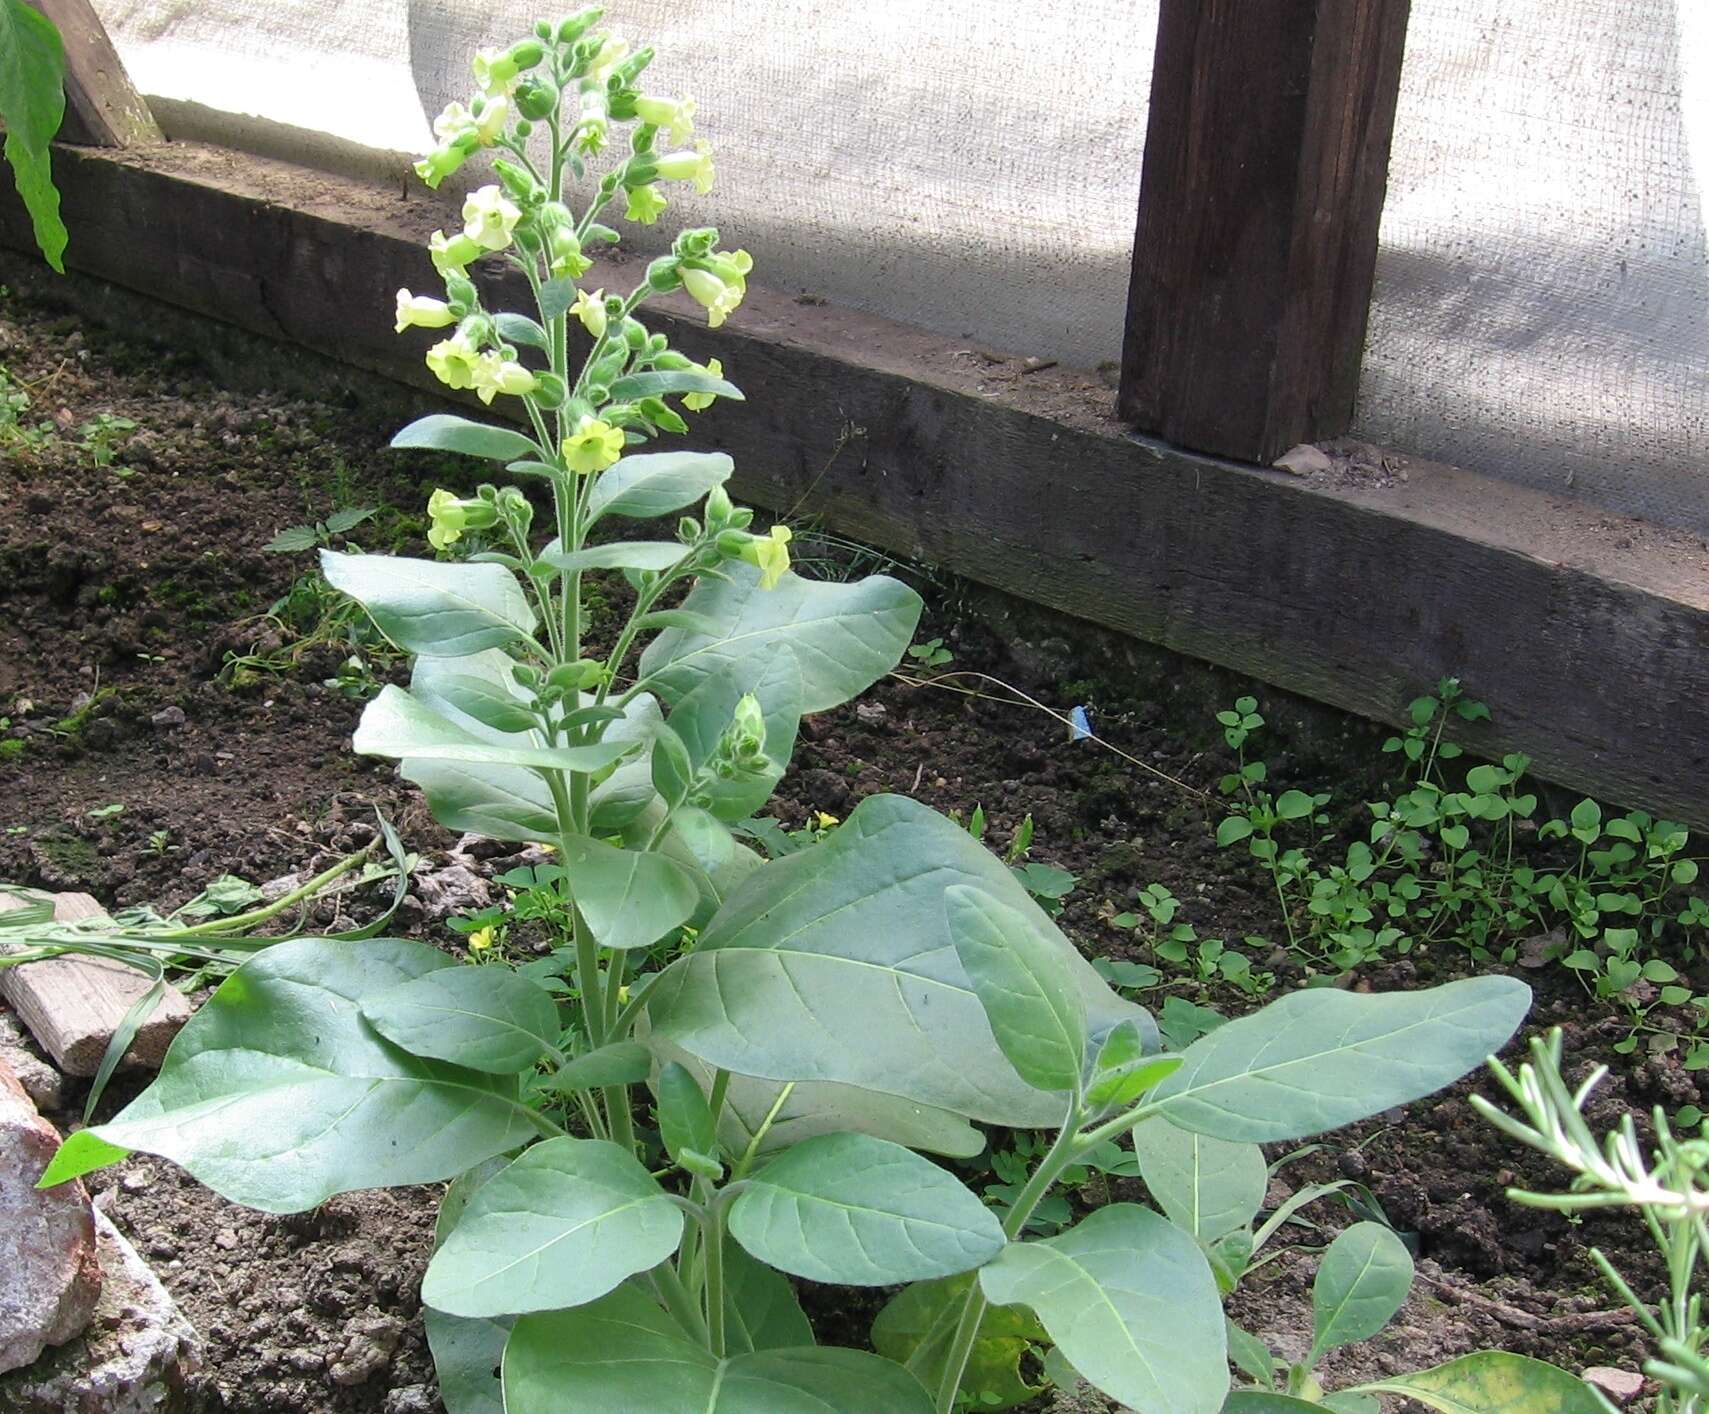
[[31, 15, 1594, 1411]]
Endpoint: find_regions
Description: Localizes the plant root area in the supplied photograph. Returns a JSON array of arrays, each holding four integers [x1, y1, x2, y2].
[[0, 291, 1695, 1412]]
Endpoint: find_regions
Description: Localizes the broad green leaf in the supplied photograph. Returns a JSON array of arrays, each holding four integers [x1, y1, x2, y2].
[[1148, 976, 1530, 1142], [494, 312, 548, 350], [502, 1285, 934, 1413], [872, 1275, 1045, 1412], [355, 686, 636, 773], [561, 833, 700, 950], [666, 647, 803, 822], [1349, 1351, 1619, 1414], [1224, 1319, 1278, 1388], [730, 1132, 1004, 1285], [945, 885, 1085, 1092], [978, 1204, 1227, 1414], [423, 1136, 682, 1318], [39, 940, 535, 1211], [586, 450, 734, 524], [536, 276, 577, 320], [724, 1244, 815, 1354], [656, 1061, 717, 1167], [391, 413, 540, 462], [643, 1031, 984, 1159], [428, 675, 539, 734], [1224, 1396, 1323, 1412], [362, 967, 560, 1074], [425, 1308, 510, 1414], [1310, 1222, 1414, 1361], [645, 795, 1151, 1127], [607, 369, 746, 403], [1132, 1115, 1266, 1244], [320, 552, 536, 656], [541, 541, 691, 574], [639, 564, 922, 713], [553, 1041, 653, 1092], [0, 0, 67, 271]]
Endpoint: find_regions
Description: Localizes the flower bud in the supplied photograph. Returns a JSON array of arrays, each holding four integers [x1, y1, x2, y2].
[[426, 488, 499, 550], [534, 19, 553, 39], [620, 317, 648, 350], [514, 75, 559, 121], [645, 257, 681, 293], [717, 526, 792, 590], [557, 8, 602, 44], [653, 349, 692, 370], [639, 396, 687, 434], [678, 516, 700, 543], [531, 371, 568, 408], [491, 157, 540, 202], [705, 485, 734, 528], [394, 289, 457, 335], [546, 659, 608, 692], [442, 273, 478, 315], [512, 663, 541, 687], [570, 288, 607, 339], [508, 39, 545, 69]]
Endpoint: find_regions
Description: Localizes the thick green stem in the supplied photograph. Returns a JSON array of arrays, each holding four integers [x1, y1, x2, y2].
[[705, 1201, 728, 1357], [934, 1111, 1086, 1412], [652, 1262, 709, 1343]]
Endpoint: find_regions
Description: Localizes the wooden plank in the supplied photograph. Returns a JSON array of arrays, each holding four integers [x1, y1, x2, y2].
[[1120, 0, 1411, 463], [1, 143, 1707, 827], [0, 892, 189, 1076], [26, 0, 162, 147]]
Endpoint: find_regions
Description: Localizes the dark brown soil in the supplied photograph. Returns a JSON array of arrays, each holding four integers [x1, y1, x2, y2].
[[0, 287, 1696, 1412]]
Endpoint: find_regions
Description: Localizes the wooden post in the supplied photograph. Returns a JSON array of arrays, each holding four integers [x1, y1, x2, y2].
[[27, 0, 161, 147], [1120, 0, 1410, 464]]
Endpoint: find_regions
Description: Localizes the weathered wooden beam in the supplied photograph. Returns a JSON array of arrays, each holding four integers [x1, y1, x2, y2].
[[26, 0, 161, 147], [1, 143, 1706, 827], [0, 893, 189, 1075], [1121, 0, 1411, 463]]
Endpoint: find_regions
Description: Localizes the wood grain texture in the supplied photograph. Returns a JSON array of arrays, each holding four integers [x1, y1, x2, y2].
[[0, 893, 189, 1076], [25, 0, 161, 147], [1121, 0, 1410, 462], [1, 143, 1705, 824]]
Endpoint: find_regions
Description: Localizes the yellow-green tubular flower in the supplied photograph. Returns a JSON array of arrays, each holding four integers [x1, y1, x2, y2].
[[461, 185, 522, 252], [473, 47, 522, 98], [653, 139, 715, 195], [472, 95, 510, 146], [394, 289, 457, 335], [413, 143, 469, 190], [471, 353, 538, 405], [680, 266, 742, 328], [633, 93, 695, 144], [624, 183, 669, 225], [426, 488, 498, 550], [682, 357, 723, 411], [433, 101, 475, 142], [425, 333, 482, 391], [719, 525, 792, 590], [429, 229, 482, 277], [561, 415, 626, 474], [571, 288, 608, 339]]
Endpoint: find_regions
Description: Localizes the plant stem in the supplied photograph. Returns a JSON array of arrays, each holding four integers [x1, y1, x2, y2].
[[169, 842, 376, 937], [705, 1195, 730, 1357], [651, 1261, 710, 1343], [934, 1111, 1085, 1413]]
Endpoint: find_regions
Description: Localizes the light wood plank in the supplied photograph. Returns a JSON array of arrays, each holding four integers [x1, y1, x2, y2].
[[26, 0, 162, 147]]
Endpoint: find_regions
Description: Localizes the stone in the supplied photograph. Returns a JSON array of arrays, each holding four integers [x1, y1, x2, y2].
[[0, 1209, 199, 1411], [0, 1058, 102, 1374], [149, 706, 186, 729], [1272, 443, 1334, 477], [327, 1310, 405, 1387], [0, 1008, 66, 1112], [1583, 1367, 1646, 1405]]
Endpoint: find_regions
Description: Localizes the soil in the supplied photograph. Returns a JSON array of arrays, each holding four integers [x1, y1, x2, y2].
[[0, 286, 1699, 1413]]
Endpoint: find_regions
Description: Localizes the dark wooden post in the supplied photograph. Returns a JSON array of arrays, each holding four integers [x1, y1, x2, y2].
[[1120, 0, 1410, 464], [27, 0, 161, 147]]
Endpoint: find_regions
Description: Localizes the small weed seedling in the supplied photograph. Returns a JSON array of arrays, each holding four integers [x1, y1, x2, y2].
[[907, 637, 954, 669], [78, 412, 137, 470]]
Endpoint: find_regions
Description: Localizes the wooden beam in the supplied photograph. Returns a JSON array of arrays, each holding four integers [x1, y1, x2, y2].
[[1120, 0, 1410, 463], [28, 0, 161, 147], [1, 143, 1706, 828], [0, 893, 190, 1075]]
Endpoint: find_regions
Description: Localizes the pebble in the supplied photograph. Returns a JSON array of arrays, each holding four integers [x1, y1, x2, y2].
[[1583, 1368, 1645, 1405], [150, 705, 187, 729]]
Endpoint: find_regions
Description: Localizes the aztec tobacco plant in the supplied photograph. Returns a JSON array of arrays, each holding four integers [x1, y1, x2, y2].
[[42, 17, 1553, 1412]]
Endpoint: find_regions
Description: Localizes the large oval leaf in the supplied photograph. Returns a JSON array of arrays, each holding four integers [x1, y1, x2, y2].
[[391, 413, 541, 462], [542, 541, 691, 574], [1148, 976, 1531, 1142], [362, 966, 560, 1074], [978, 1204, 1227, 1414], [320, 551, 536, 657], [425, 1308, 510, 1414], [586, 450, 734, 525], [503, 1285, 934, 1413], [645, 794, 1150, 1127], [355, 685, 636, 773], [871, 1275, 1045, 1413], [0, 0, 67, 271], [1349, 1351, 1619, 1413], [638, 563, 921, 713], [723, 1244, 815, 1354], [424, 1137, 683, 1318], [1132, 1115, 1266, 1244], [1310, 1222, 1414, 1361], [946, 885, 1085, 1093], [40, 939, 536, 1211], [730, 1133, 1004, 1285], [607, 368, 746, 403], [561, 833, 701, 951]]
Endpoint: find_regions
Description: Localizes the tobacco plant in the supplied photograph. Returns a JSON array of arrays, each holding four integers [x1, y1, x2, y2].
[[43, 16, 1559, 1412]]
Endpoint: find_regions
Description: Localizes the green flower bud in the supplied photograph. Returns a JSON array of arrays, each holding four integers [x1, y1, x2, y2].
[[508, 39, 545, 69], [584, 222, 621, 246], [546, 659, 608, 692], [512, 663, 541, 688], [678, 516, 700, 542], [639, 396, 687, 435], [673, 227, 718, 258], [531, 371, 568, 408], [646, 257, 681, 293], [557, 8, 602, 45], [621, 317, 648, 350], [441, 274, 477, 316], [613, 46, 654, 84], [534, 19, 553, 39], [514, 75, 559, 121], [495, 485, 534, 531], [515, 118, 534, 137], [727, 506, 754, 530], [492, 158, 542, 202], [653, 349, 691, 370], [705, 485, 734, 528]]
